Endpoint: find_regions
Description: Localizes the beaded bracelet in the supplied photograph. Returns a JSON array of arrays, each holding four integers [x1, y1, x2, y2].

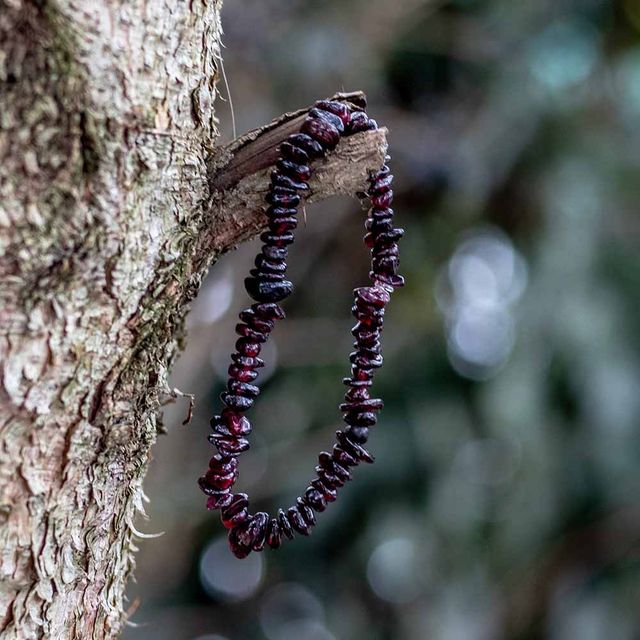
[[198, 98, 404, 558]]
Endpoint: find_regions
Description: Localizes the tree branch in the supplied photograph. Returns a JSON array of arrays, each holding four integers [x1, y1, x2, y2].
[[199, 94, 388, 259]]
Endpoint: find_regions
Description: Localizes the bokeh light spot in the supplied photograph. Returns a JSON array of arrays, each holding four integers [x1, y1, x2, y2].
[[199, 536, 263, 602]]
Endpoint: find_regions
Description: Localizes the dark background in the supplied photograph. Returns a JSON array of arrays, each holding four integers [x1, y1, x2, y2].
[[123, 1, 640, 638]]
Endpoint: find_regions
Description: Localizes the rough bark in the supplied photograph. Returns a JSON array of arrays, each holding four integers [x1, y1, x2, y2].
[[0, 2, 387, 638]]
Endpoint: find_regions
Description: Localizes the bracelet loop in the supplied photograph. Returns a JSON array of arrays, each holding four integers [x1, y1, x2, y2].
[[198, 98, 404, 558]]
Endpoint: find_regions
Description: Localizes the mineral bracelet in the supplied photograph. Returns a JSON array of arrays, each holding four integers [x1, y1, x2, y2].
[[198, 98, 405, 559]]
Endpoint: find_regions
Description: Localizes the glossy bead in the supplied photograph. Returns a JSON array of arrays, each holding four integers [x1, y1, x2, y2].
[[260, 231, 295, 246], [347, 111, 376, 133], [221, 493, 250, 529], [228, 524, 252, 558], [340, 398, 383, 412], [220, 391, 254, 411], [230, 353, 265, 368], [336, 430, 375, 463], [207, 491, 234, 510], [277, 508, 295, 540], [228, 380, 260, 399], [332, 445, 358, 468], [308, 107, 345, 133], [267, 518, 282, 549], [261, 245, 288, 262], [371, 192, 393, 208], [314, 100, 351, 126], [219, 410, 252, 435], [346, 425, 370, 444], [287, 506, 310, 535], [311, 478, 338, 502], [208, 454, 238, 475], [241, 512, 268, 552], [244, 278, 293, 302], [276, 159, 312, 182], [271, 172, 309, 192], [354, 286, 390, 307], [296, 497, 317, 526], [301, 116, 341, 149], [280, 141, 310, 164], [304, 486, 327, 512], [209, 433, 250, 455], [287, 132, 325, 158], [252, 302, 286, 320], [236, 323, 269, 342], [265, 189, 301, 207]]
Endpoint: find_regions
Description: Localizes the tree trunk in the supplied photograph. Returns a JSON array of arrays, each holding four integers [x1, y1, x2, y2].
[[0, 2, 386, 638]]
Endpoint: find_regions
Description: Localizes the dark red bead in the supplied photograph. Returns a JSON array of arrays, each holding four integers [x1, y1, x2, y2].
[[308, 107, 345, 134], [249, 268, 284, 282], [370, 271, 405, 289], [221, 410, 252, 435], [346, 425, 370, 444], [349, 351, 383, 369], [221, 493, 250, 528], [265, 189, 301, 207], [287, 133, 325, 158], [228, 525, 252, 558], [304, 486, 327, 512], [204, 468, 237, 490], [268, 216, 298, 233], [374, 229, 405, 244], [236, 322, 269, 342], [296, 497, 317, 526], [252, 302, 286, 320], [287, 506, 310, 535], [319, 452, 351, 482], [369, 174, 393, 194], [277, 508, 295, 539], [344, 411, 378, 428], [206, 491, 233, 510], [314, 100, 351, 127], [261, 245, 288, 262], [271, 172, 309, 192], [228, 366, 258, 383], [239, 512, 268, 552], [276, 159, 312, 182], [228, 380, 260, 399], [245, 278, 293, 302], [208, 454, 238, 475], [210, 433, 251, 455], [260, 231, 295, 246], [231, 353, 265, 368], [316, 464, 345, 488], [347, 111, 376, 133], [280, 141, 310, 164], [370, 207, 394, 220], [267, 518, 283, 549], [336, 430, 375, 463], [301, 116, 341, 150], [311, 478, 338, 502], [220, 392, 254, 411], [354, 286, 390, 308], [343, 376, 372, 387], [371, 192, 393, 208], [341, 397, 383, 412], [332, 445, 358, 467]]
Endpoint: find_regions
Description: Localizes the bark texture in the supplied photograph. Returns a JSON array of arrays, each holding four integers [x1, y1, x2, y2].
[[0, 2, 387, 638]]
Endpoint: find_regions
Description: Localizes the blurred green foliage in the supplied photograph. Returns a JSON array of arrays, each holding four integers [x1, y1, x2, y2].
[[124, 1, 640, 639]]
